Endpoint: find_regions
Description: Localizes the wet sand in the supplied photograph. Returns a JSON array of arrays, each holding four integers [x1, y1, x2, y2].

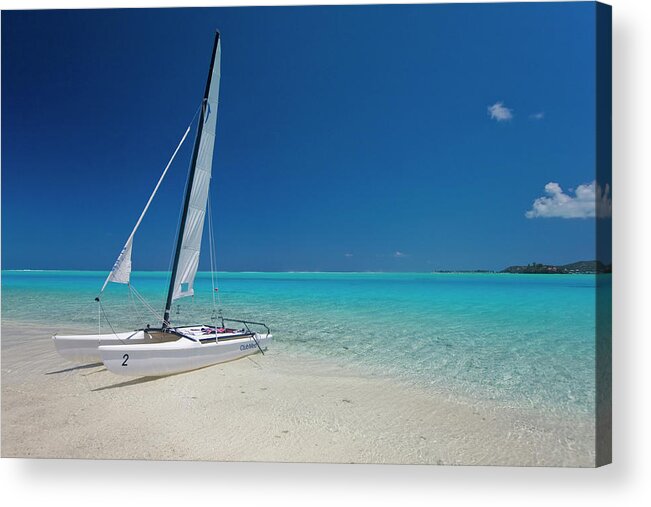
[[1, 322, 595, 466]]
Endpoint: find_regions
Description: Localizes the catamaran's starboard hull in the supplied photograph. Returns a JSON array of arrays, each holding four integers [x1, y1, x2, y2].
[[53, 331, 150, 363], [98, 333, 272, 377]]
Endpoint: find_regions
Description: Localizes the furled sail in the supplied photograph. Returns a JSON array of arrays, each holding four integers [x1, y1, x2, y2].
[[169, 36, 221, 302]]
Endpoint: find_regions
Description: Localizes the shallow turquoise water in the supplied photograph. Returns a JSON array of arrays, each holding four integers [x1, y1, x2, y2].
[[1, 270, 603, 416]]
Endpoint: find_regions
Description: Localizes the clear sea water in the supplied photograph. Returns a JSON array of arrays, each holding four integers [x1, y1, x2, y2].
[[1, 270, 605, 417]]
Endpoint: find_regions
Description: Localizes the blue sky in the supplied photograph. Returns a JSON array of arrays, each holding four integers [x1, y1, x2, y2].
[[1, 3, 608, 272]]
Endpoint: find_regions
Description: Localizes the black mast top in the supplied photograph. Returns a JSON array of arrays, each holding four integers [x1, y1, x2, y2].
[[163, 31, 220, 328]]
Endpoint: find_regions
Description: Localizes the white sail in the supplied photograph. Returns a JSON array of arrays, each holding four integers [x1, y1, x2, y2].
[[106, 238, 133, 285], [171, 38, 221, 301]]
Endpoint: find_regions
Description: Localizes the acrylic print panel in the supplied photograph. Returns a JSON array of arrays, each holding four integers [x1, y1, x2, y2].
[[0, 2, 611, 467]]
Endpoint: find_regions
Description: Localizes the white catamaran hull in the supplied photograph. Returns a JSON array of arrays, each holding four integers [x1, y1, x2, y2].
[[53, 331, 150, 363], [99, 333, 272, 377]]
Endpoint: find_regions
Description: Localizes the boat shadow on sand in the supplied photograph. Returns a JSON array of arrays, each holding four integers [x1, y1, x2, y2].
[[46, 362, 171, 391], [89, 361, 237, 391], [45, 362, 104, 375], [90, 376, 169, 392]]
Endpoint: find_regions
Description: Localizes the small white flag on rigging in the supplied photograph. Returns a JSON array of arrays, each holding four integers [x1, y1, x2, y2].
[[107, 239, 133, 285]]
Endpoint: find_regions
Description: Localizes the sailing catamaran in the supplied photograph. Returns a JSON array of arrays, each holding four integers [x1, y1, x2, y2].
[[53, 32, 272, 376]]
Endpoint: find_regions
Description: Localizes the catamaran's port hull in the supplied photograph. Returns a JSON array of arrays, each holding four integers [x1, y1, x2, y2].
[[52, 331, 151, 363], [98, 333, 272, 377]]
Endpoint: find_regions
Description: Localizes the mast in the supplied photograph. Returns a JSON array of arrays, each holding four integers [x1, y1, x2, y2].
[[163, 31, 220, 328]]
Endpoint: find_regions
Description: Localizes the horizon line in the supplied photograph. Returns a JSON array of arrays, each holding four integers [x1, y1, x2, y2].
[[1, 259, 604, 275], [2, 269, 498, 274]]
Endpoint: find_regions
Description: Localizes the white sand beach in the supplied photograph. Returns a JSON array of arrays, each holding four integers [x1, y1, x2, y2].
[[1, 322, 595, 466]]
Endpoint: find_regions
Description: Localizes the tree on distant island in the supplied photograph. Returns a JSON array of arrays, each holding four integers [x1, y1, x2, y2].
[[501, 260, 610, 274]]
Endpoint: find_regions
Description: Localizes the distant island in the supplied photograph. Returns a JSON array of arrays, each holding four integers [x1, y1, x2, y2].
[[500, 260, 611, 274], [431, 260, 612, 275]]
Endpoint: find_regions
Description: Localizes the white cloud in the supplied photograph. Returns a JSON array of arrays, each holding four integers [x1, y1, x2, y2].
[[344, 253, 353, 258], [394, 251, 408, 258], [525, 181, 612, 219], [530, 112, 545, 120], [487, 102, 513, 121]]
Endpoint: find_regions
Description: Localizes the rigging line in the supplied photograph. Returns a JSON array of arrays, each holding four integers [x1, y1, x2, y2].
[[132, 286, 164, 324], [128, 284, 146, 327], [98, 299, 118, 338], [213, 233, 221, 309], [130, 285, 164, 324], [97, 300, 136, 346]]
